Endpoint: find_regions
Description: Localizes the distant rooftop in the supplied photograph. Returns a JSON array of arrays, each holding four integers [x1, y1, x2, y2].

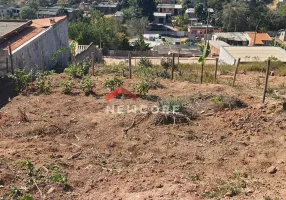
[[95, 2, 118, 8], [157, 4, 182, 9], [0, 20, 30, 40], [247, 32, 271, 45], [154, 12, 171, 17], [222, 46, 286, 62], [214, 32, 248, 42]]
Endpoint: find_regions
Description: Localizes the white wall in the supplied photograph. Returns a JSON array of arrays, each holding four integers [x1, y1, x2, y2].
[[12, 18, 69, 72], [219, 47, 236, 65]]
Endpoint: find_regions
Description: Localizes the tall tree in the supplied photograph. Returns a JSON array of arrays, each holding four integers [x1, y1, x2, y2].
[[19, 6, 37, 19]]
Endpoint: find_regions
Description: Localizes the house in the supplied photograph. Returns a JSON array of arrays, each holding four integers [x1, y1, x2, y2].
[[212, 32, 249, 46], [0, 16, 69, 76], [0, 5, 20, 17], [279, 30, 286, 41], [247, 32, 272, 46], [185, 8, 197, 25], [94, 2, 119, 14], [157, 4, 182, 15], [188, 23, 220, 37], [153, 12, 172, 24], [209, 40, 230, 56], [37, 6, 75, 20], [219, 46, 286, 65], [159, 0, 175, 3]]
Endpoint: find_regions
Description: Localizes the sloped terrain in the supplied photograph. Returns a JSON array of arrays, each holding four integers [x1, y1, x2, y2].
[[1, 72, 286, 200]]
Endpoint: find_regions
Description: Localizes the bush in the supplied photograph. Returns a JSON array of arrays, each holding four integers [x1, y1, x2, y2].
[[138, 57, 152, 68], [77, 58, 91, 76], [104, 77, 124, 91], [36, 71, 54, 94], [158, 98, 185, 113], [8, 68, 33, 92], [61, 80, 74, 94], [161, 57, 172, 72], [79, 75, 95, 96], [64, 64, 78, 77], [136, 65, 157, 82], [133, 81, 149, 95]]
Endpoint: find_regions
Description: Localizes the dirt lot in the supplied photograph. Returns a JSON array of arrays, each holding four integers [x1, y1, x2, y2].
[[1, 66, 286, 200]]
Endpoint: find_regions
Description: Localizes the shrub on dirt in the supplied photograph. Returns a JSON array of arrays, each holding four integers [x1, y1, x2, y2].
[[61, 80, 74, 94], [161, 57, 172, 72], [79, 75, 95, 96], [133, 81, 149, 96], [35, 71, 54, 94], [154, 97, 197, 125], [104, 77, 124, 91], [77, 58, 91, 76], [8, 68, 33, 92], [210, 95, 247, 111], [136, 65, 163, 89], [138, 57, 152, 68], [64, 64, 78, 77]]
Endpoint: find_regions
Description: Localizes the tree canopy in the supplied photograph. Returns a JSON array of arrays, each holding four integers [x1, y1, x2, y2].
[[19, 6, 37, 19]]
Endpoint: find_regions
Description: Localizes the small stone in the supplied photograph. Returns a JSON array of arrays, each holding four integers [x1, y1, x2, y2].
[[225, 191, 232, 197], [156, 183, 163, 188], [267, 166, 277, 174]]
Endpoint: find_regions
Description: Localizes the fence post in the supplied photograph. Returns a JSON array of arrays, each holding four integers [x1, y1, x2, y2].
[[8, 43, 14, 74], [41, 50, 45, 71], [128, 53, 132, 79], [232, 58, 241, 87], [262, 59, 271, 103], [91, 52, 94, 76], [171, 53, 175, 80], [200, 61, 204, 84], [6, 57, 9, 73], [214, 58, 218, 83]]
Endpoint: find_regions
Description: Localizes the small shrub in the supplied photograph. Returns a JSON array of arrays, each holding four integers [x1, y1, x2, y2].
[[64, 64, 78, 77], [77, 58, 91, 76], [138, 57, 152, 68], [211, 96, 224, 104], [161, 57, 172, 72], [61, 80, 74, 94], [158, 98, 185, 113], [133, 81, 149, 95], [35, 71, 53, 94], [8, 68, 33, 92], [104, 77, 124, 91], [20, 194, 34, 200], [79, 75, 95, 96], [136, 66, 157, 82]]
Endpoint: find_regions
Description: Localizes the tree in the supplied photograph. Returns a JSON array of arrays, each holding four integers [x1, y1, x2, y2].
[[19, 6, 36, 19], [127, 17, 150, 39], [194, 3, 207, 22], [173, 13, 189, 31]]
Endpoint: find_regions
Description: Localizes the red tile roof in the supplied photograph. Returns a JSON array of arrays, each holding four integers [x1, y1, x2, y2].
[[0, 16, 66, 52], [248, 32, 272, 46]]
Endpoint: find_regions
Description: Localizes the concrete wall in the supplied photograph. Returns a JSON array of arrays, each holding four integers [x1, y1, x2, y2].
[[219, 47, 236, 65], [75, 43, 103, 63], [12, 18, 69, 73], [0, 49, 9, 77]]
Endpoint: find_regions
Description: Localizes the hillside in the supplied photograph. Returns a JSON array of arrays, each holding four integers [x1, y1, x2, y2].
[[0, 67, 286, 199]]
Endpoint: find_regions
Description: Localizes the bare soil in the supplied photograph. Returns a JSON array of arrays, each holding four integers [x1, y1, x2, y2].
[[1, 71, 286, 200]]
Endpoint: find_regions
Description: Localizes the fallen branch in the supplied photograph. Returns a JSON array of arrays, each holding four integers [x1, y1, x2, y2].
[[33, 178, 43, 199], [123, 113, 151, 135]]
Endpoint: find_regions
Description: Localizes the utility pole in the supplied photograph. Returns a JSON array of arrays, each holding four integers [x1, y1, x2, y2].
[[253, 25, 258, 46]]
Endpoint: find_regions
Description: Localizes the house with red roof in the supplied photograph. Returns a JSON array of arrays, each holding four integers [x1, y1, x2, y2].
[[247, 32, 272, 46], [0, 16, 69, 76]]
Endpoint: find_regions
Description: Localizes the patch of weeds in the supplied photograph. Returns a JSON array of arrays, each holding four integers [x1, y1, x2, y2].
[[8, 68, 33, 92], [20, 193, 34, 200], [138, 57, 152, 68], [158, 97, 185, 113], [64, 64, 78, 77], [187, 174, 201, 181], [104, 77, 124, 91], [267, 88, 280, 99], [45, 163, 68, 189], [263, 196, 280, 200], [210, 96, 223, 104], [35, 70, 54, 94], [202, 170, 247, 198]]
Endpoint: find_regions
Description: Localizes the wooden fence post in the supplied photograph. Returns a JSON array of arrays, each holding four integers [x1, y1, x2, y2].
[[232, 58, 241, 87], [91, 52, 94, 76], [200, 61, 204, 84], [6, 57, 9, 73], [128, 53, 132, 79], [41, 50, 45, 71], [262, 59, 271, 103], [8, 43, 14, 74], [214, 58, 218, 83], [171, 53, 175, 80]]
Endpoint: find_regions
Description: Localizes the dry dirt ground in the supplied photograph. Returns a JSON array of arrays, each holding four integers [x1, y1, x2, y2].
[[1, 70, 286, 200]]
